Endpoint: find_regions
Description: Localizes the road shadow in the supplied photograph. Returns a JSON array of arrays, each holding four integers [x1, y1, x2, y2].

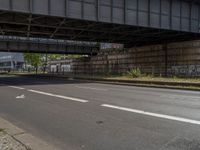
[[0, 75, 93, 86]]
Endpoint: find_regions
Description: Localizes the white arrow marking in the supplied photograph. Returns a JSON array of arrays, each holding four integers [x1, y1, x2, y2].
[[16, 94, 25, 99]]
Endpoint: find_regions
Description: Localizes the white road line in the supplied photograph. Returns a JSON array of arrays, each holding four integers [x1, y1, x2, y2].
[[160, 94, 200, 100], [28, 89, 89, 103], [101, 104, 200, 125], [75, 86, 108, 91], [9, 86, 25, 90]]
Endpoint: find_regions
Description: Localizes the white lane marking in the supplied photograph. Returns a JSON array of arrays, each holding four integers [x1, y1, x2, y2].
[[75, 86, 108, 91], [28, 89, 89, 103], [9, 86, 25, 90], [160, 94, 200, 101], [101, 104, 200, 125]]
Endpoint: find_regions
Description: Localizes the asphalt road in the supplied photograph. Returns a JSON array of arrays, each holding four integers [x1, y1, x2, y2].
[[0, 75, 200, 150]]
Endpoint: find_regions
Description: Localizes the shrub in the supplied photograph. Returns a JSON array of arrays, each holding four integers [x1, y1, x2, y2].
[[0, 129, 4, 132], [127, 68, 142, 78]]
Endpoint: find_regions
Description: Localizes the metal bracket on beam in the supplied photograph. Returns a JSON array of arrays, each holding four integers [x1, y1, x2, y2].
[[29, 0, 33, 13], [48, 0, 51, 15], [124, 0, 127, 24], [9, 0, 13, 10], [198, 3, 200, 32], [81, 0, 84, 19], [169, 0, 172, 30], [148, 0, 150, 27], [27, 14, 32, 37], [111, 0, 113, 23], [96, 0, 99, 21], [50, 19, 66, 38], [159, 0, 162, 28], [65, 0, 68, 17], [136, 0, 139, 25], [180, 1, 183, 31], [189, 2, 192, 32]]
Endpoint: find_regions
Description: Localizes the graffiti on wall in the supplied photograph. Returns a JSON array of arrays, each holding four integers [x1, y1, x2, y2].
[[171, 65, 200, 76]]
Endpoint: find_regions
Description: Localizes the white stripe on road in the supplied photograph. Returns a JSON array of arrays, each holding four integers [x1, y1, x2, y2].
[[75, 86, 108, 91], [28, 89, 89, 103], [101, 104, 200, 125], [9, 86, 25, 90]]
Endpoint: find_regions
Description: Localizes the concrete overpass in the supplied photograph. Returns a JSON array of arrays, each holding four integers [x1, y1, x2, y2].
[[0, 36, 99, 55], [0, 0, 199, 48]]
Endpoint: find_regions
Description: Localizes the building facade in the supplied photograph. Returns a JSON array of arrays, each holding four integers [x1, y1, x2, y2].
[[0, 52, 24, 71]]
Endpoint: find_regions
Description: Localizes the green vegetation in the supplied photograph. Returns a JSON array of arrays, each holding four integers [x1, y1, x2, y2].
[[47, 54, 62, 60], [68, 74, 200, 90], [24, 53, 42, 74], [105, 75, 200, 83], [23, 53, 85, 74], [127, 68, 142, 78], [0, 129, 4, 132], [66, 54, 84, 59], [69, 72, 200, 84], [47, 54, 83, 60]]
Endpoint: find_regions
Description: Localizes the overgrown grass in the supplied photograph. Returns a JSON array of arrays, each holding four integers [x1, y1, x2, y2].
[[0, 129, 4, 132], [68, 72, 200, 83], [105, 75, 200, 83], [127, 68, 143, 78], [11, 71, 200, 83]]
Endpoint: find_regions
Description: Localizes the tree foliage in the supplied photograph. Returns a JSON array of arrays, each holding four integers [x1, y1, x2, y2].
[[24, 53, 42, 73], [48, 54, 62, 60], [127, 68, 142, 78]]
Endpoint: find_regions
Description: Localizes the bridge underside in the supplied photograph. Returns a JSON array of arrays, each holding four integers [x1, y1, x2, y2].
[[0, 37, 99, 55], [0, 0, 200, 48], [0, 11, 200, 48]]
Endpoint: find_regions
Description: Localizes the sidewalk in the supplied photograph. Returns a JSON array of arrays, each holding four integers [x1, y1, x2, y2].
[[0, 117, 57, 150]]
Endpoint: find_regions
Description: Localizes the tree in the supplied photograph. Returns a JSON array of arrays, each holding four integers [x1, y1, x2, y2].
[[24, 53, 42, 74], [48, 54, 62, 60], [41, 54, 62, 73]]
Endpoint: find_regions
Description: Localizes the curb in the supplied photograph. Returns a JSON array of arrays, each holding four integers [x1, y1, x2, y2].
[[0, 116, 57, 150], [73, 78, 200, 92], [12, 74, 200, 92]]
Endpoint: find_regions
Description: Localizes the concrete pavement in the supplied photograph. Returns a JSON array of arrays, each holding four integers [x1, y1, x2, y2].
[[0, 75, 200, 150], [0, 114, 57, 150]]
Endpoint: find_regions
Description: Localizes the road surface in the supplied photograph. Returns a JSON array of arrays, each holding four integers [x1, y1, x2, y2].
[[0, 75, 200, 150]]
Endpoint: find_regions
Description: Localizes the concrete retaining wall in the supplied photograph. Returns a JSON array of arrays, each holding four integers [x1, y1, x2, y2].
[[68, 40, 200, 77]]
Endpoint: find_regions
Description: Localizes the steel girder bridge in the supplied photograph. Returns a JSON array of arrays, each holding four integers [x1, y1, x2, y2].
[[0, 0, 199, 50], [0, 36, 99, 55]]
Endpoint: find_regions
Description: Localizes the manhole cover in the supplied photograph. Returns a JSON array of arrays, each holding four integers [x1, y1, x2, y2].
[[163, 138, 200, 150]]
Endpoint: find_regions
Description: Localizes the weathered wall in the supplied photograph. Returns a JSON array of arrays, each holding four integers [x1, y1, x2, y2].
[[167, 41, 200, 76], [70, 40, 200, 77]]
